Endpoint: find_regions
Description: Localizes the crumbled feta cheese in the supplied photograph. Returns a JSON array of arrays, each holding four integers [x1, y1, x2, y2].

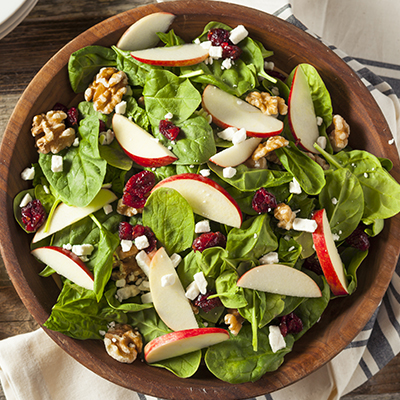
[[161, 273, 176, 287], [21, 167, 35, 180], [269, 325, 286, 353], [121, 239, 133, 253], [209, 45, 223, 59], [72, 244, 94, 257], [136, 250, 150, 276], [288, 246, 295, 252], [164, 112, 173, 120], [73, 137, 80, 147], [99, 330, 106, 336], [43, 185, 50, 194], [103, 204, 113, 215], [232, 128, 247, 145], [331, 197, 338, 205], [185, 281, 200, 300], [223, 167, 237, 178], [137, 280, 150, 291], [115, 100, 127, 114], [116, 285, 140, 302], [134, 235, 149, 250], [316, 135, 327, 149], [116, 278, 126, 288], [332, 233, 340, 241], [229, 25, 248, 44], [253, 233, 258, 239], [141, 292, 153, 304], [217, 126, 237, 141], [271, 86, 280, 96], [170, 253, 182, 268], [194, 38, 201, 45], [221, 58, 233, 70], [200, 169, 211, 177], [108, 321, 116, 329], [388, 138, 395, 145], [195, 220, 211, 233], [200, 40, 212, 50], [19, 193, 32, 208], [264, 61, 274, 70], [204, 56, 214, 65], [289, 178, 302, 194], [316, 116, 324, 126], [63, 243, 72, 251], [51, 155, 63, 173], [364, 172, 369, 178], [259, 251, 279, 265], [99, 129, 114, 145], [293, 218, 318, 233], [194, 271, 208, 295]]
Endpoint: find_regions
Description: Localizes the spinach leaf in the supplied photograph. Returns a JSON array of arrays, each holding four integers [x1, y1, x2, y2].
[[205, 324, 294, 383], [78, 101, 111, 126], [99, 140, 133, 171], [215, 269, 248, 309], [275, 142, 326, 195], [143, 69, 201, 126], [68, 46, 117, 93], [125, 97, 150, 131], [341, 247, 368, 295], [39, 116, 107, 207], [198, 247, 229, 279], [157, 29, 185, 46], [103, 165, 127, 196], [177, 251, 202, 289], [142, 187, 195, 254], [104, 287, 153, 312], [13, 189, 36, 233], [318, 168, 364, 239], [277, 237, 302, 267], [364, 219, 384, 237]]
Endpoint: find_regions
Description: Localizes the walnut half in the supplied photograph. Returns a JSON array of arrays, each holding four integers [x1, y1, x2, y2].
[[224, 309, 245, 336], [246, 91, 288, 116], [329, 115, 350, 152], [104, 324, 143, 363], [274, 203, 296, 230]]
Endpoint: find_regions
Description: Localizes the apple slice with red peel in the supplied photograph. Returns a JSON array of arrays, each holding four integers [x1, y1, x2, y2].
[[209, 137, 262, 167], [149, 247, 198, 331], [202, 85, 284, 138], [32, 189, 117, 244], [112, 113, 177, 167], [31, 246, 94, 290], [130, 44, 209, 67], [144, 327, 229, 363], [312, 209, 349, 295], [152, 173, 243, 228], [288, 66, 320, 153], [117, 12, 176, 51], [237, 264, 322, 298]]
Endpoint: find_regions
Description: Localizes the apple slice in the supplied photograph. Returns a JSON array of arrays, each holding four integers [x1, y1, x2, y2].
[[112, 114, 177, 167], [287, 66, 320, 153], [31, 246, 94, 290], [209, 137, 262, 167], [130, 44, 209, 67], [312, 209, 349, 295], [202, 85, 284, 138], [152, 173, 242, 228], [144, 327, 229, 364], [32, 189, 117, 244], [149, 247, 198, 331], [237, 264, 322, 297], [117, 12, 176, 51]]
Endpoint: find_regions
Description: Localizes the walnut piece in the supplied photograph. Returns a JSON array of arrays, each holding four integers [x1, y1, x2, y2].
[[274, 203, 296, 230], [224, 309, 245, 336], [329, 115, 350, 152], [246, 91, 288, 116], [31, 110, 76, 154], [112, 245, 144, 282], [117, 198, 143, 217], [244, 156, 267, 169], [104, 324, 142, 363], [252, 136, 289, 161], [306, 152, 330, 170], [85, 67, 128, 114]]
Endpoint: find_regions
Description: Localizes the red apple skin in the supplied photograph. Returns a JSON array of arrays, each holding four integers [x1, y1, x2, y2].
[[144, 327, 229, 362], [130, 52, 209, 67], [312, 209, 349, 295], [152, 173, 243, 225]]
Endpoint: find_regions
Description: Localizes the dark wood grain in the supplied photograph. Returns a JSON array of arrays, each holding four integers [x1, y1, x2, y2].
[[0, 1, 399, 399]]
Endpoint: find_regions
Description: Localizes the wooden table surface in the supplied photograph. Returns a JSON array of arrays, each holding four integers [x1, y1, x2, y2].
[[0, 1, 399, 399]]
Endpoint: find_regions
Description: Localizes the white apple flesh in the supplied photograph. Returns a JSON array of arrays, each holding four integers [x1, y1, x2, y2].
[[31, 246, 94, 291], [202, 85, 284, 138], [130, 43, 209, 67], [209, 137, 262, 167], [312, 209, 349, 295], [32, 189, 117, 244], [117, 12, 176, 51], [152, 173, 243, 228], [237, 263, 322, 297], [112, 114, 177, 167], [149, 247, 198, 331], [144, 327, 230, 364], [287, 66, 320, 153]]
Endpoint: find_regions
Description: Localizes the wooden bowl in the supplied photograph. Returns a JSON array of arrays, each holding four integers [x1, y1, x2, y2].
[[1, 1, 399, 399]]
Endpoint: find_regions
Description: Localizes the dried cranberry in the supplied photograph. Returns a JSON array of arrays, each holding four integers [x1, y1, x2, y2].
[[99, 119, 107, 133], [133, 225, 157, 253], [279, 312, 303, 337], [52, 102, 68, 113], [345, 226, 370, 251], [21, 199, 46, 232], [302, 254, 323, 275], [252, 188, 277, 213], [192, 232, 226, 252], [67, 107, 79, 127], [207, 28, 230, 46], [221, 42, 242, 60], [266, 70, 287, 82], [194, 291, 223, 312], [118, 221, 134, 240], [122, 171, 156, 208], [159, 119, 180, 141]]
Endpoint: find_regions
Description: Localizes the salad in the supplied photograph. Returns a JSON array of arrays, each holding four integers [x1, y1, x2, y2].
[[13, 13, 400, 384]]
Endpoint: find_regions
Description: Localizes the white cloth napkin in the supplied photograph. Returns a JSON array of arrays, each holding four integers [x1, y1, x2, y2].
[[1, 1, 400, 399]]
